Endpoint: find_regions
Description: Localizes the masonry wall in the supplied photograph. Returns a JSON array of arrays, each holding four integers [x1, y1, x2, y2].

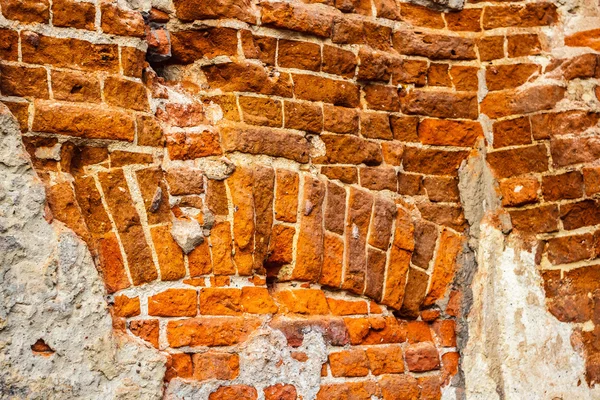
[[0, 0, 599, 398]]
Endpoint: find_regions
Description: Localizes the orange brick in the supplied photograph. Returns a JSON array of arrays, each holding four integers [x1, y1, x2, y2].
[[100, 3, 145, 37], [264, 384, 297, 400], [276, 289, 329, 315], [209, 385, 258, 400], [200, 288, 242, 315], [327, 298, 368, 316], [113, 295, 140, 318], [52, 0, 95, 30], [366, 345, 404, 375], [165, 353, 192, 381], [0, 64, 49, 98], [424, 230, 463, 306], [241, 287, 278, 314], [192, 352, 239, 380], [210, 221, 236, 275], [103, 76, 149, 111], [148, 289, 198, 317], [405, 342, 440, 372], [129, 319, 159, 348], [0, 0, 49, 23], [329, 349, 369, 377], [167, 317, 261, 347], [150, 225, 186, 281]]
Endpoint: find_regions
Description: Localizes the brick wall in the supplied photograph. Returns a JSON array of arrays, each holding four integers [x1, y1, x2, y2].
[[1, 0, 599, 396]]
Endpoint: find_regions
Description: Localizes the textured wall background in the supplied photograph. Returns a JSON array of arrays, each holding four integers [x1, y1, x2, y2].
[[0, 0, 599, 398]]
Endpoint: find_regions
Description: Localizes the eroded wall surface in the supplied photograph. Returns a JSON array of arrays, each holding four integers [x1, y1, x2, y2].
[[0, 0, 599, 398]]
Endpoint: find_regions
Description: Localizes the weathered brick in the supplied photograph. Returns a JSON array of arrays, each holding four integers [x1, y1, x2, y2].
[[531, 111, 600, 140], [481, 85, 565, 119], [323, 105, 359, 134], [322, 45, 357, 78], [344, 316, 406, 345], [208, 385, 258, 400], [487, 144, 549, 178], [486, 63, 541, 91], [0, 63, 48, 99], [51, 70, 101, 103], [329, 349, 369, 377], [483, 3, 558, 29], [547, 234, 595, 265], [33, 101, 134, 141], [324, 182, 346, 235], [277, 289, 329, 315], [203, 62, 293, 97], [151, 225, 187, 281], [168, 317, 261, 347], [365, 247, 387, 301], [320, 232, 344, 288], [222, 125, 309, 163], [103, 76, 149, 112], [165, 353, 193, 381], [0, 29, 19, 61], [321, 166, 358, 184], [129, 320, 159, 348], [241, 31, 277, 65], [446, 8, 482, 31], [278, 40, 321, 71], [418, 119, 482, 147], [359, 167, 397, 191], [274, 170, 299, 223], [403, 147, 468, 176], [565, 28, 600, 51], [364, 85, 400, 112], [261, 2, 334, 37], [405, 342, 440, 372], [22, 33, 119, 72], [401, 3, 444, 28], [450, 65, 479, 91], [493, 117, 532, 148], [542, 171, 583, 201], [0, 0, 49, 23], [317, 134, 382, 165], [327, 298, 368, 316], [166, 131, 222, 160], [317, 382, 380, 400], [393, 30, 476, 60], [292, 177, 325, 281], [294, 74, 360, 107], [52, 0, 95, 30], [264, 384, 297, 400], [551, 137, 600, 168], [425, 229, 463, 306], [400, 90, 478, 119], [508, 33, 542, 57], [560, 200, 600, 231], [357, 47, 392, 81], [499, 177, 539, 207], [509, 204, 559, 233], [284, 101, 323, 133], [100, 3, 145, 37], [170, 28, 238, 64], [173, 0, 256, 23], [239, 96, 283, 128], [379, 375, 419, 400], [398, 174, 425, 195], [343, 188, 373, 294], [400, 267, 429, 318], [148, 289, 197, 317], [97, 233, 130, 293]]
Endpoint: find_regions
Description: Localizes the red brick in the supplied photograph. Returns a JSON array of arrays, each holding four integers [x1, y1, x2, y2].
[[294, 74, 360, 107], [120, 46, 146, 78], [359, 167, 397, 191], [482, 85, 566, 119], [0, 63, 49, 99], [129, 319, 159, 348], [241, 31, 277, 65], [97, 233, 130, 293], [393, 30, 476, 60], [405, 342, 440, 372], [365, 247, 387, 301], [450, 65, 479, 91], [402, 147, 468, 176], [321, 166, 358, 184], [278, 40, 321, 71], [551, 137, 600, 168], [364, 85, 400, 112], [211, 221, 236, 275], [203, 61, 292, 97], [366, 345, 404, 375], [324, 182, 346, 235], [542, 171, 583, 201], [264, 385, 297, 400], [547, 233, 595, 265], [317, 382, 380, 400], [261, 2, 334, 37], [446, 9, 482, 31], [239, 96, 282, 128], [173, 0, 256, 23], [565, 28, 600, 51], [400, 267, 429, 318], [508, 34, 542, 57], [292, 177, 325, 281], [560, 200, 600, 231], [323, 105, 359, 135], [322, 45, 357, 78], [478, 36, 505, 61], [487, 144, 549, 178], [33, 101, 134, 141], [509, 204, 559, 233], [493, 117, 532, 148], [51, 70, 101, 103], [320, 232, 344, 288], [327, 298, 368, 316], [531, 111, 600, 140], [52, 0, 95, 30], [209, 385, 258, 400], [241, 287, 278, 314], [400, 89, 478, 119], [22, 33, 119, 72], [483, 3, 558, 29], [164, 353, 192, 381], [382, 215, 413, 309], [357, 47, 392, 81], [0, 0, 49, 23], [3, 100, 29, 132], [103, 76, 149, 111], [486, 63, 541, 91], [0, 29, 19, 61], [400, 3, 444, 28], [170, 28, 238, 64], [334, 0, 371, 15], [100, 3, 145, 37], [425, 230, 463, 306], [343, 188, 373, 294], [284, 101, 323, 133], [418, 119, 482, 147], [379, 375, 419, 400], [276, 289, 329, 315], [222, 125, 309, 163], [499, 177, 539, 207], [318, 134, 382, 165], [398, 174, 427, 196]]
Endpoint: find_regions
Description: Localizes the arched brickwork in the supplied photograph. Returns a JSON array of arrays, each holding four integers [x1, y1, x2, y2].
[[1, 0, 600, 396]]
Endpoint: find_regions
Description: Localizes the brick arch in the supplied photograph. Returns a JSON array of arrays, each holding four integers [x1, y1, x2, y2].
[[6, 0, 600, 395]]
